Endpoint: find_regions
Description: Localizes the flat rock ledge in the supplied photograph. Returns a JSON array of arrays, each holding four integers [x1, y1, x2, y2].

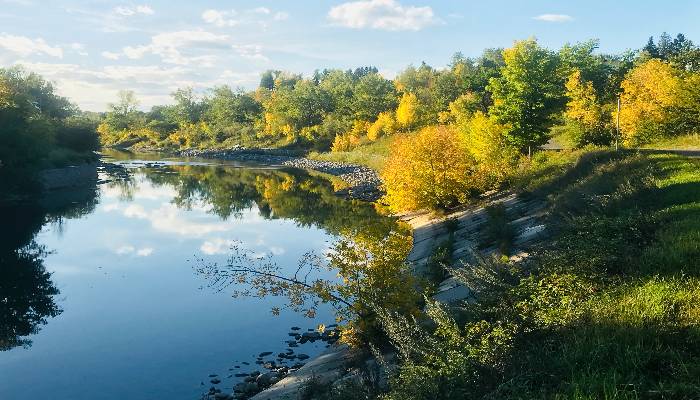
[[180, 148, 383, 202], [249, 344, 353, 400]]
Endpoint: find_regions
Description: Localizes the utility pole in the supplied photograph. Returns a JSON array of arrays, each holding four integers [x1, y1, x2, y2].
[[616, 96, 621, 151]]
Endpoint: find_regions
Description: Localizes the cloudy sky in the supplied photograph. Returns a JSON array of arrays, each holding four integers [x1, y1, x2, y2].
[[1, 0, 698, 111]]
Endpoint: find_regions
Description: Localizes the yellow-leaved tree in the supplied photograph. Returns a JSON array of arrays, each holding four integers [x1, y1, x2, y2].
[[367, 111, 396, 141], [461, 112, 519, 188], [381, 126, 475, 212], [332, 120, 368, 152], [618, 59, 682, 145], [564, 70, 612, 146], [396, 92, 419, 131]]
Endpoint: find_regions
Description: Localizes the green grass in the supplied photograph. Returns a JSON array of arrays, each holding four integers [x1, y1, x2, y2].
[[643, 133, 700, 150], [307, 135, 395, 171], [380, 150, 700, 400]]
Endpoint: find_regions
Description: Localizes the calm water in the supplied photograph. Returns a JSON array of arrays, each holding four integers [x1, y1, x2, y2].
[[0, 153, 392, 399]]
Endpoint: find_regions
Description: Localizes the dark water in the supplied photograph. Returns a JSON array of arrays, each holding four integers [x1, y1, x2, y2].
[[0, 153, 394, 400]]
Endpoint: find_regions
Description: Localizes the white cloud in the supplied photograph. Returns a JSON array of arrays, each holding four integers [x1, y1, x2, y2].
[[202, 7, 289, 28], [70, 42, 88, 56], [202, 9, 238, 27], [273, 12, 289, 21], [136, 247, 154, 257], [101, 51, 120, 60], [114, 4, 154, 16], [122, 30, 230, 65], [252, 7, 271, 15], [0, 33, 63, 57], [328, 0, 440, 31], [232, 44, 269, 62], [533, 14, 573, 22], [12, 60, 260, 111]]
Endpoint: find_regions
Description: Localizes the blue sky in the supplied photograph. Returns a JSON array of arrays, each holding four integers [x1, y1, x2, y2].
[[1, 0, 698, 111]]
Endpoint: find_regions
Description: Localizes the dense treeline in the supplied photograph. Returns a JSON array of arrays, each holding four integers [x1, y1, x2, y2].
[[98, 33, 700, 211], [99, 33, 700, 152], [0, 67, 100, 193]]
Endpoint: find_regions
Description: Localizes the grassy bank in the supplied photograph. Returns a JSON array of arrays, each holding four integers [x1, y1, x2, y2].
[[375, 149, 700, 399], [307, 136, 395, 171]]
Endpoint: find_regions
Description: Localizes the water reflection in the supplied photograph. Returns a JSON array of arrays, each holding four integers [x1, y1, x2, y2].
[[0, 186, 98, 350], [1, 156, 403, 400]]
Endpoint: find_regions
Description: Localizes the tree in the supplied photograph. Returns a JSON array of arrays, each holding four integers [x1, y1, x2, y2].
[[103, 90, 141, 131], [206, 85, 261, 127], [367, 111, 396, 141], [460, 112, 519, 187], [643, 36, 659, 58], [488, 39, 563, 154], [351, 73, 397, 122], [618, 59, 682, 145], [170, 87, 206, 126], [381, 126, 476, 212], [564, 70, 612, 146], [396, 92, 419, 130], [263, 80, 332, 140]]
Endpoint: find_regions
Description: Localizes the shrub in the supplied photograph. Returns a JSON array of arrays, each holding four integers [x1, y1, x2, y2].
[[381, 126, 476, 212]]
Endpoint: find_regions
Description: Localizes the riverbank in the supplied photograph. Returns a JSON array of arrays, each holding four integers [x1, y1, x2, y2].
[[179, 148, 383, 202]]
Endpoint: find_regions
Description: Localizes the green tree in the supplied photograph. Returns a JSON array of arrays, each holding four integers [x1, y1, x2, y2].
[[351, 73, 397, 122], [488, 39, 563, 153]]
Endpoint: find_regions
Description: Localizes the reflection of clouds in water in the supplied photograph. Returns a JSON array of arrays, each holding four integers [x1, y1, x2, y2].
[[200, 238, 236, 255], [105, 202, 232, 238], [269, 246, 285, 255], [102, 203, 120, 212], [136, 247, 154, 257], [114, 245, 154, 257], [201, 237, 286, 257], [101, 179, 177, 200]]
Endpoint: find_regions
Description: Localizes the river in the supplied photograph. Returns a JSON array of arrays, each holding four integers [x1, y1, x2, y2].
[[0, 152, 397, 400]]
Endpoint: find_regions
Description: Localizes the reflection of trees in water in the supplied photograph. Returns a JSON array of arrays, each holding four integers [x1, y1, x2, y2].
[[140, 165, 398, 238], [0, 242, 61, 350], [152, 164, 422, 344], [0, 186, 98, 351]]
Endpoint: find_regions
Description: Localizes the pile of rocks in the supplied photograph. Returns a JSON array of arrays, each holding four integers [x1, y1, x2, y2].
[[204, 325, 341, 400]]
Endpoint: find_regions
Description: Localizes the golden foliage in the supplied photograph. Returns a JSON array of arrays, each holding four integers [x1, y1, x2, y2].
[[332, 120, 368, 152], [396, 92, 419, 130], [618, 59, 682, 145], [462, 112, 519, 187], [565, 70, 606, 129], [367, 111, 396, 141], [381, 126, 475, 212]]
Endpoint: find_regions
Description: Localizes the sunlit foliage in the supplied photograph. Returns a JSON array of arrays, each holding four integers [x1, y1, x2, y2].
[[618, 59, 682, 145], [381, 126, 475, 212]]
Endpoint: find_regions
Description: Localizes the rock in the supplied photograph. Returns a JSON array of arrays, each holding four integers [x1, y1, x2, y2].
[[258, 351, 273, 357], [211, 378, 221, 384], [214, 393, 232, 400], [296, 354, 310, 360], [209, 374, 218, 377], [234, 373, 248, 377], [256, 372, 278, 388], [290, 326, 301, 331], [244, 376, 256, 383]]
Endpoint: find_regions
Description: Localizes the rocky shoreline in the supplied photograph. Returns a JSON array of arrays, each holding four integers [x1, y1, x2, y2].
[[203, 325, 341, 400], [179, 148, 383, 202]]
